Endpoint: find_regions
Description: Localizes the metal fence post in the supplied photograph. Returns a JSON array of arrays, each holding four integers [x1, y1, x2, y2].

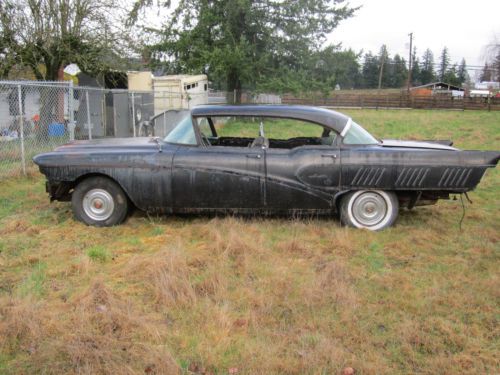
[[131, 92, 136, 137], [86, 90, 92, 140], [68, 80, 75, 141], [18, 84, 26, 176]]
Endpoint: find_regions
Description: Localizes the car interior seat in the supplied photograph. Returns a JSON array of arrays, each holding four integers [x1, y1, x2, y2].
[[250, 136, 269, 148]]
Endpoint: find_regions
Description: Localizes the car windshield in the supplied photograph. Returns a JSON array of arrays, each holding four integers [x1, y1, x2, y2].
[[343, 121, 379, 145], [164, 114, 197, 145]]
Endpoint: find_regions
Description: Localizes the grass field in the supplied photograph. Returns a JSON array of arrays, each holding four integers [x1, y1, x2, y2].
[[0, 109, 499, 374]]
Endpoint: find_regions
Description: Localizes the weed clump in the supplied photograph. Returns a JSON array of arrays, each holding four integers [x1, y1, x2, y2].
[[86, 246, 110, 262]]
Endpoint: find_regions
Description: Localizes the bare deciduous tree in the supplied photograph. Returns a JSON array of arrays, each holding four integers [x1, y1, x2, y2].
[[482, 34, 500, 82], [0, 0, 130, 80]]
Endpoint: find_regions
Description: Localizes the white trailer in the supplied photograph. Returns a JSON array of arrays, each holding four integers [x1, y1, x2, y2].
[[127, 72, 208, 115]]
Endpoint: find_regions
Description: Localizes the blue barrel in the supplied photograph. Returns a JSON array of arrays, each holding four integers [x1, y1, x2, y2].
[[48, 123, 65, 137]]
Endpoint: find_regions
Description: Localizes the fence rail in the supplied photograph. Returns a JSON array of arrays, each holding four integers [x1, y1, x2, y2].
[[282, 94, 500, 111]]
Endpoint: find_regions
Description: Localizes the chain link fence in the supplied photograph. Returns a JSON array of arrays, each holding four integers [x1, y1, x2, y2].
[[0, 81, 209, 179]]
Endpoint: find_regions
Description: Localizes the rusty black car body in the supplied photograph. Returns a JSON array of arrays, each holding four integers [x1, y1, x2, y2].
[[33, 105, 499, 230]]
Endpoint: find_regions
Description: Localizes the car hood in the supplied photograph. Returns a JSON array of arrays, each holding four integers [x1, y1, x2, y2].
[[32, 137, 164, 167], [381, 139, 458, 151]]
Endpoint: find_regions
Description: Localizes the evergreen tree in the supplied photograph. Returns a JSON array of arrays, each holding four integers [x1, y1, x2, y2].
[[443, 64, 459, 86], [493, 52, 500, 82], [457, 58, 468, 86], [480, 63, 492, 81], [411, 47, 421, 86], [377, 44, 389, 89], [420, 48, 435, 84], [390, 54, 408, 88], [361, 52, 379, 88], [312, 46, 362, 90], [132, 0, 357, 101], [438, 47, 450, 81], [383, 56, 394, 88]]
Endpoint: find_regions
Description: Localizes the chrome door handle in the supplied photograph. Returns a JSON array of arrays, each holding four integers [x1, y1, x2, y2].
[[321, 153, 337, 159], [246, 154, 261, 159]]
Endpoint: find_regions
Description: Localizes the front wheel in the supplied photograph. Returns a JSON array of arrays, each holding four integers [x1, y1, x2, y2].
[[72, 176, 129, 227], [340, 190, 399, 231]]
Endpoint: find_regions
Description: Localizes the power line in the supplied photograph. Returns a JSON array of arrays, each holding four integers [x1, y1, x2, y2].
[[360, 57, 497, 71]]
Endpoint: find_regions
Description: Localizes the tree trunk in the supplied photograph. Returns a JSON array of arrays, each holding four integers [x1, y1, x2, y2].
[[45, 65, 60, 81], [226, 70, 242, 104]]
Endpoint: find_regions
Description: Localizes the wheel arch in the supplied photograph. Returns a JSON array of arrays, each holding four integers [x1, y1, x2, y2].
[[333, 190, 351, 210], [335, 189, 410, 209], [72, 172, 139, 210]]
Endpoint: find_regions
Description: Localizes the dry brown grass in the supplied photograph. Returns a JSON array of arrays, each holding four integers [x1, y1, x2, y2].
[[123, 244, 197, 308], [0, 280, 178, 374]]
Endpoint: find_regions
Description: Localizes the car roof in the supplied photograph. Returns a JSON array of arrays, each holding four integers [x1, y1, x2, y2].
[[191, 105, 351, 134]]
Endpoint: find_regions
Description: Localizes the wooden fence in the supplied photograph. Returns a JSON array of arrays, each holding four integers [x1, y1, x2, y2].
[[281, 94, 500, 111]]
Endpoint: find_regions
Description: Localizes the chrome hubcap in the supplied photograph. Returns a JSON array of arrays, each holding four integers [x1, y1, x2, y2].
[[352, 192, 387, 227], [82, 189, 114, 221]]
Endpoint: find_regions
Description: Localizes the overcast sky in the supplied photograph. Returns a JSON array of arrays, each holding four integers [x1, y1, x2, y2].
[[329, 0, 499, 72]]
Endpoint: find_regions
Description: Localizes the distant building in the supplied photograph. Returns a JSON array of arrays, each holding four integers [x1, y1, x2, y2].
[[410, 82, 465, 97], [475, 81, 500, 90], [469, 90, 491, 98]]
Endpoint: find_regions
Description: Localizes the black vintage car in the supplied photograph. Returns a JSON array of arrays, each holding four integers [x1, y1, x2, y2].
[[33, 105, 499, 230]]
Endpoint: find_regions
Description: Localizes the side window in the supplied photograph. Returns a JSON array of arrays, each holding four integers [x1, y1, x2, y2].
[[192, 116, 337, 149], [194, 116, 261, 147], [213, 116, 260, 138], [196, 117, 213, 137], [263, 118, 336, 149]]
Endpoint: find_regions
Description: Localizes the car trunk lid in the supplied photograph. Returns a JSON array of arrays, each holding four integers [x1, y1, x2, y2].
[[381, 139, 458, 151]]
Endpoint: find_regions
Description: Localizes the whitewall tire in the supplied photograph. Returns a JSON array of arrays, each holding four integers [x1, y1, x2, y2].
[[340, 190, 399, 231]]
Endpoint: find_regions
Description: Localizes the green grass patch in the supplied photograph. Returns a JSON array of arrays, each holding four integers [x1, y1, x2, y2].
[[366, 242, 386, 273], [86, 245, 110, 262], [17, 262, 47, 297], [150, 226, 164, 236]]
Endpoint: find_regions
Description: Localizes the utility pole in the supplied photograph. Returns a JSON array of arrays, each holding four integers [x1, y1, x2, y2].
[[377, 47, 387, 110], [378, 51, 386, 91], [407, 32, 413, 93]]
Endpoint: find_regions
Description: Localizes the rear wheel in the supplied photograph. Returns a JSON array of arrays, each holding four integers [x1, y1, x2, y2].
[[340, 190, 399, 231], [72, 177, 129, 227]]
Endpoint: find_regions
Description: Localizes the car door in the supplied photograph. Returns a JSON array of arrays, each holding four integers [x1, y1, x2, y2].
[[171, 116, 265, 210], [263, 119, 341, 210]]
